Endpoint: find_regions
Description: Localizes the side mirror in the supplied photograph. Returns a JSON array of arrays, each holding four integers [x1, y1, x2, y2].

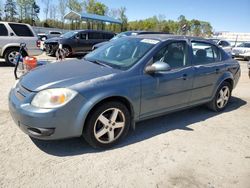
[[145, 61, 171, 74], [75, 35, 80, 40]]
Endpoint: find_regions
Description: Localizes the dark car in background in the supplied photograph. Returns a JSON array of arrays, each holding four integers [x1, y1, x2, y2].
[[45, 30, 115, 56], [92, 31, 169, 50]]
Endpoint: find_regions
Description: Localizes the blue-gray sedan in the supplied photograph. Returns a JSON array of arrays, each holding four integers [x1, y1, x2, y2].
[[9, 35, 241, 148]]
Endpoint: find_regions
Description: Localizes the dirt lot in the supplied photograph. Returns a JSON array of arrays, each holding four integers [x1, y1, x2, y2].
[[0, 59, 249, 188]]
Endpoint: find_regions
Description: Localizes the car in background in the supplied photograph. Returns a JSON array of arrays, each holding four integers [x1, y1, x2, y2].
[[45, 30, 115, 56], [0, 22, 42, 65], [92, 31, 170, 50], [38, 31, 62, 51], [208, 39, 232, 55], [232, 42, 250, 61], [9, 35, 240, 148]]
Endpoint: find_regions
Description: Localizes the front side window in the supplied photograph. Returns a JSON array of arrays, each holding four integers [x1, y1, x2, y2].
[[0, 24, 8, 36], [153, 41, 188, 69], [8, 23, 34, 37], [192, 42, 220, 65], [85, 37, 158, 70], [80, 33, 87, 40]]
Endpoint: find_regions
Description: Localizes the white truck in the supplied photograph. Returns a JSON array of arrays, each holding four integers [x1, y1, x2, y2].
[[0, 22, 42, 65]]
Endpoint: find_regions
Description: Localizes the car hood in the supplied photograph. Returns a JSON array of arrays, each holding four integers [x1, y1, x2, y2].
[[20, 59, 118, 92], [93, 41, 110, 48], [45, 37, 62, 43]]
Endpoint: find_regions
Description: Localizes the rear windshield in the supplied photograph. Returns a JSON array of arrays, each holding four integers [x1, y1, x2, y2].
[[8, 23, 34, 37]]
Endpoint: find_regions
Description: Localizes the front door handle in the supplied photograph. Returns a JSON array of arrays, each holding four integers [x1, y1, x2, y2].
[[216, 68, 221, 74], [182, 74, 188, 80]]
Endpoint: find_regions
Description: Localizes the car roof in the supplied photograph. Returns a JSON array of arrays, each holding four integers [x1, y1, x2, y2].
[[132, 34, 212, 43], [72, 29, 114, 34]]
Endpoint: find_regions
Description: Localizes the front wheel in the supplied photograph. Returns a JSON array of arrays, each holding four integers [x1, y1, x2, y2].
[[208, 82, 232, 112], [83, 101, 131, 148]]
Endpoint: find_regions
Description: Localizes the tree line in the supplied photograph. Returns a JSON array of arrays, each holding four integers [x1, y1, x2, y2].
[[0, 0, 213, 37]]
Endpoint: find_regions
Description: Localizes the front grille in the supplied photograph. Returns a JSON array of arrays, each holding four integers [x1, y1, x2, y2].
[[15, 84, 32, 101]]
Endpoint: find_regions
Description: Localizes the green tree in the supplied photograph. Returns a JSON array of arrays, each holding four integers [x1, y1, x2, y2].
[[4, 0, 18, 21], [191, 19, 201, 36], [0, 1, 3, 21], [42, 0, 50, 21], [59, 0, 68, 21], [178, 15, 190, 35], [200, 21, 213, 37], [68, 0, 82, 12], [17, 0, 37, 24], [118, 6, 127, 31]]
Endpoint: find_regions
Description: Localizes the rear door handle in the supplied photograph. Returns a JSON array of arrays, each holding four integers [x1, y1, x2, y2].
[[215, 68, 220, 74]]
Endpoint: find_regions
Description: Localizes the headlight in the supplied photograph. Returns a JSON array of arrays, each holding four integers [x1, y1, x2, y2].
[[31, 88, 77, 109]]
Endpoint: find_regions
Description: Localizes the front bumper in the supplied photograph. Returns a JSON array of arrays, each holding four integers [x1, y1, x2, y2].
[[232, 53, 250, 60], [8, 84, 87, 140]]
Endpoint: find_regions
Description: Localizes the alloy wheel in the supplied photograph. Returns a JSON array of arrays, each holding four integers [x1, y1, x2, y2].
[[8, 51, 18, 64], [94, 108, 125, 144], [216, 86, 230, 109]]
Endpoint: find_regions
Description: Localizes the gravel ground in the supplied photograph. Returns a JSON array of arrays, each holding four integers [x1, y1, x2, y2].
[[0, 59, 249, 188]]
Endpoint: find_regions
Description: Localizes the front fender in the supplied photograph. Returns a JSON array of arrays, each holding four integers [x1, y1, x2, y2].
[[73, 75, 141, 133]]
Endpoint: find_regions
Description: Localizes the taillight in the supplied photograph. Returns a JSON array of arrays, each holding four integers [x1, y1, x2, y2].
[[37, 40, 41, 48]]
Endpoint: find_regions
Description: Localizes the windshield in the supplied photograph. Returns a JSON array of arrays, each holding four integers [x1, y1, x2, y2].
[[85, 37, 159, 70], [110, 31, 138, 41], [237, 43, 250, 48], [60, 31, 78, 38]]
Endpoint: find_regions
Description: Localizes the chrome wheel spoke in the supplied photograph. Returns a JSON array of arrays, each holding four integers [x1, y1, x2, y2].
[[113, 122, 124, 129], [96, 128, 108, 138], [110, 109, 119, 122], [108, 130, 115, 142], [217, 98, 223, 104], [98, 114, 109, 125], [223, 88, 229, 97]]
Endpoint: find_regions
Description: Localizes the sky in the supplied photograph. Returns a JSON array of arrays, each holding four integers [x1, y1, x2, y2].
[[6, 0, 250, 32], [99, 0, 250, 32]]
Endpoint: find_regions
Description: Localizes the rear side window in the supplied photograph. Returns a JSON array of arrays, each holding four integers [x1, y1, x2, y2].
[[192, 42, 221, 65], [0, 24, 8, 36], [8, 23, 34, 37], [219, 41, 230, 47], [88, 32, 103, 40]]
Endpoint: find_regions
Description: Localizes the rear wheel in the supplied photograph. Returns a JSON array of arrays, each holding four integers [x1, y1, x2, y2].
[[208, 82, 232, 112], [4, 48, 19, 66], [83, 101, 131, 148]]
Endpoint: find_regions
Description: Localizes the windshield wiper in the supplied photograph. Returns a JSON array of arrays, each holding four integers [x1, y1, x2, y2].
[[84, 58, 112, 68]]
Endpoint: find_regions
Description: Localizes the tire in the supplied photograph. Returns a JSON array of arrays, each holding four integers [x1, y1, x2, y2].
[[63, 47, 71, 57], [4, 48, 19, 66], [207, 82, 232, 112], [83, 101, 131, 149]]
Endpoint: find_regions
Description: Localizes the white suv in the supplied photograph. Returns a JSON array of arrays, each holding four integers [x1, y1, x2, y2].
[[0, 22, 42, 65]]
